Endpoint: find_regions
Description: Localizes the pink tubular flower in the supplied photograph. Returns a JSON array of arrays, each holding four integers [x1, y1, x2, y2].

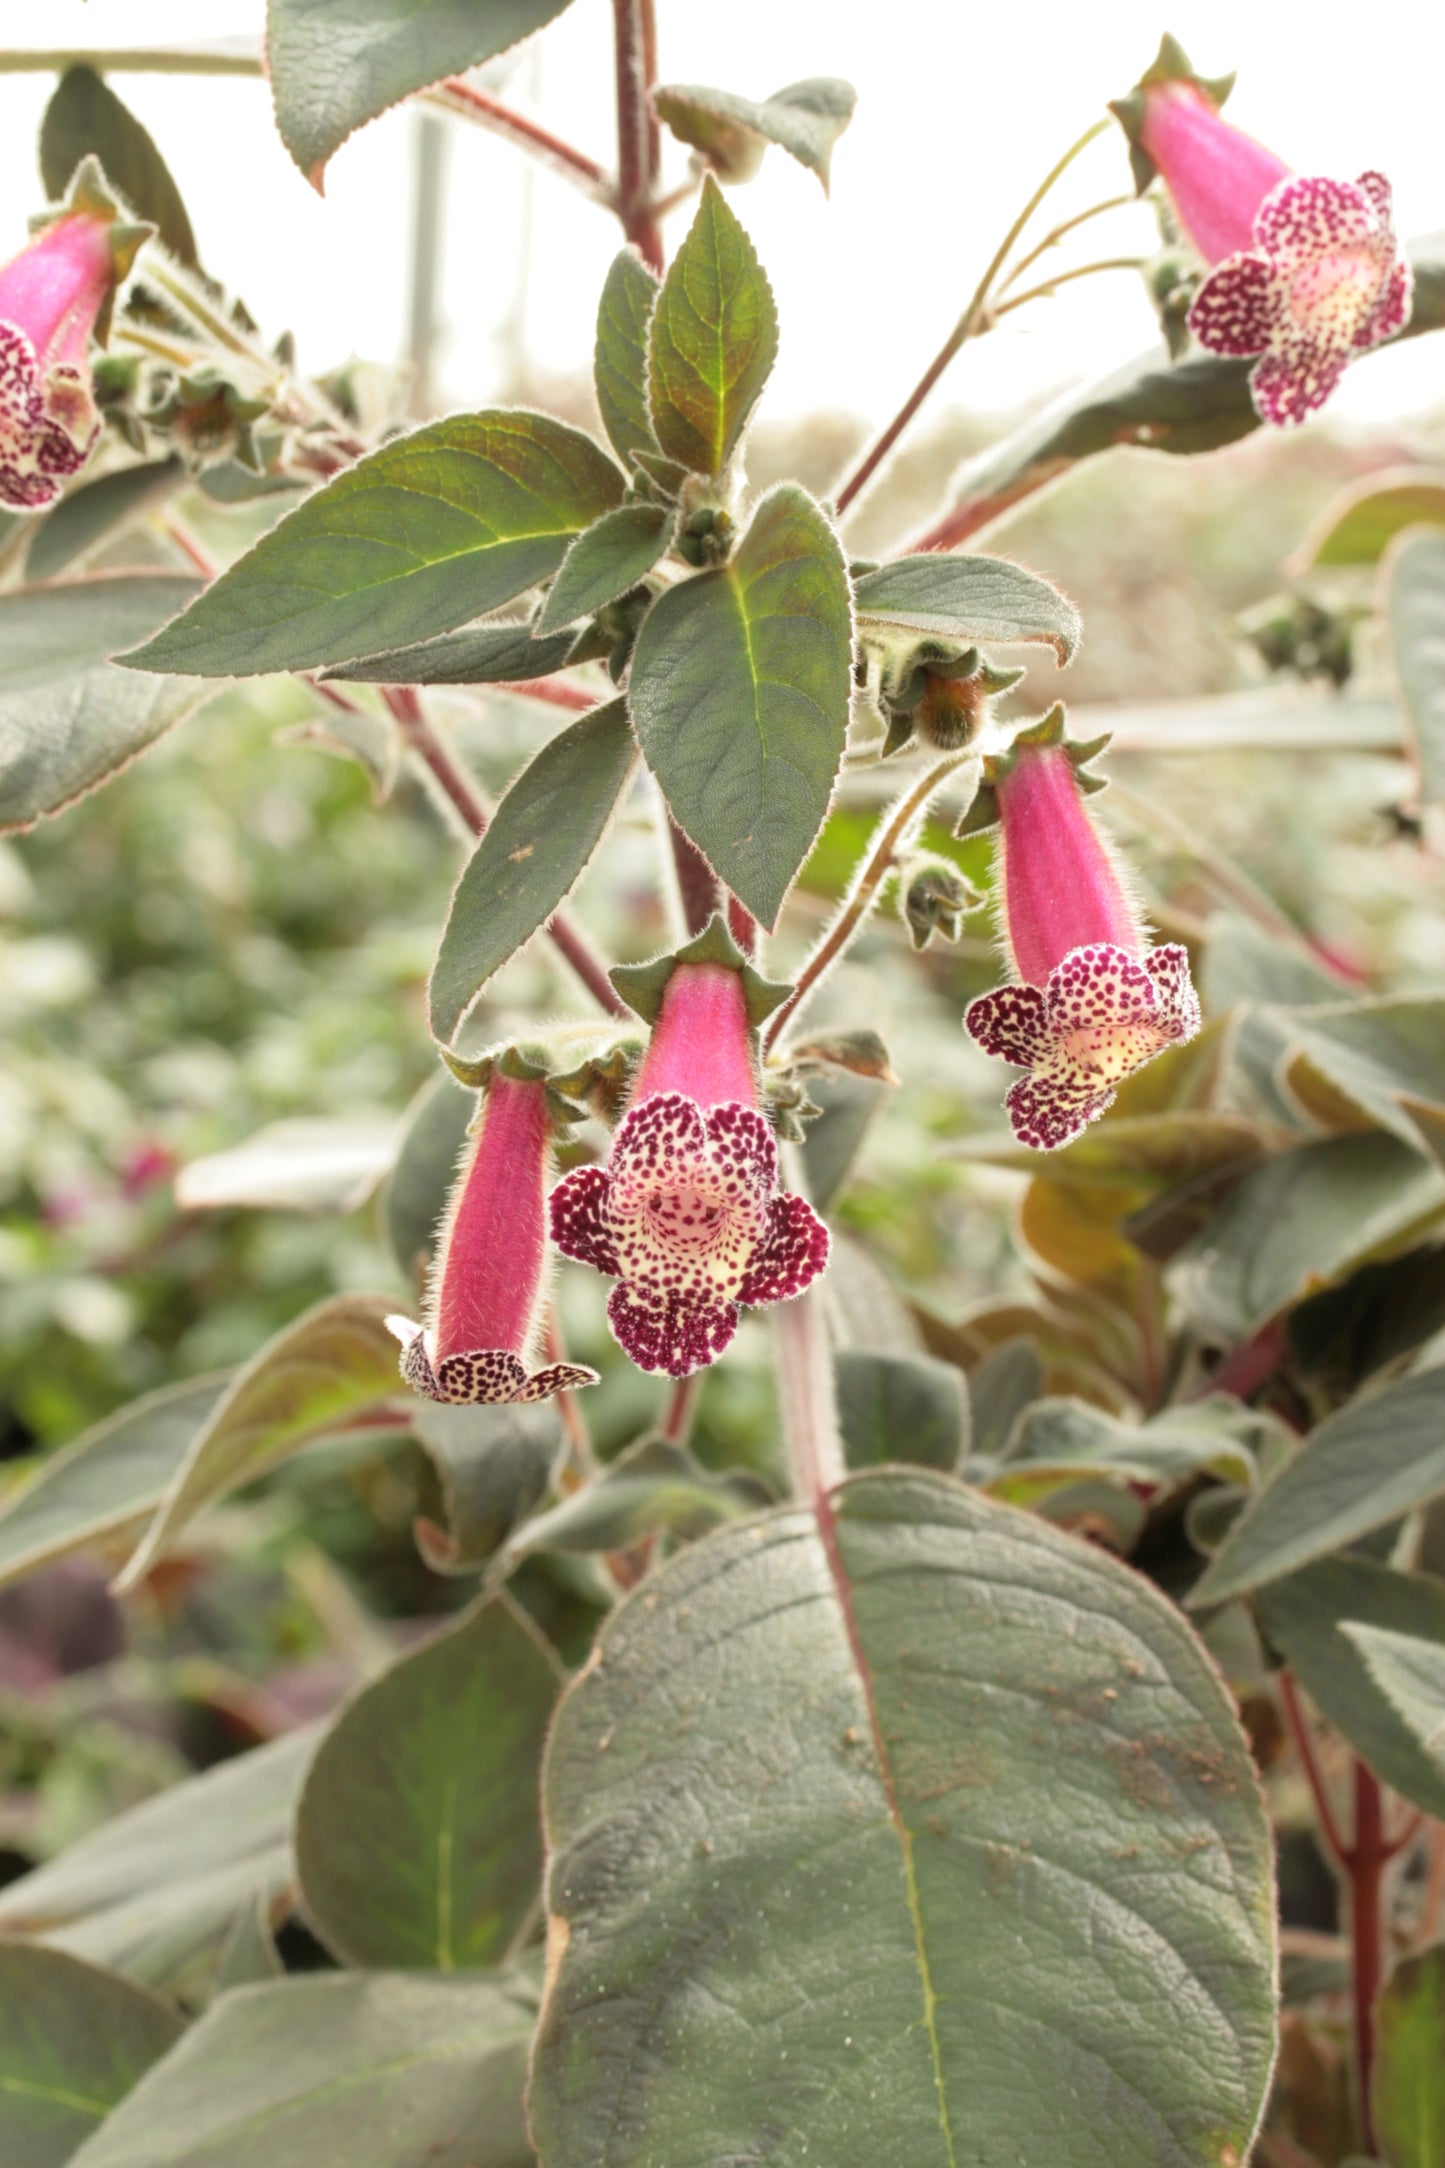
[[0, 162, 148, 510], [549, 953, 829, 1379], [387, 1072, 598, 1405], [964, 711, 1200, 1152], [1113, 40, 1412, 427]]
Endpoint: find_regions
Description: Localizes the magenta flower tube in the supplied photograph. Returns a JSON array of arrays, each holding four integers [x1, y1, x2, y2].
[[0, 211, 119, 509], [388, 1073, 597, 1406], [551, 960, 829, 1379], [1139, 84, 1289, 267]]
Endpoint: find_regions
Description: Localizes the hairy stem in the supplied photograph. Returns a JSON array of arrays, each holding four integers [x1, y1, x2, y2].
[[1279, 1671, 1351, 1866], [833, 118, 1110, 517], [764, 752, 974, 1051], [668, 815, 721, 935], [610, 0, 663, 270], [382, 686, 628, 1018], [993, 192, 1138, 295], [0, 46, 263, 75], [989, 257, 1147, 320], [774, 1283, 845, 1503], [435, 77, 606, 193], [659, 1372, 703, 1447]]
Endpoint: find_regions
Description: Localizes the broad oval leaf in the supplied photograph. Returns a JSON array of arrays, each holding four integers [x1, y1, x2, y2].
[[116, 1293, 402, 1588], [1191, 1370, 1445, 1605], [429, 698, 637, 1042], [532, 1469, 1276, 2166], [1374, 1942, 1445, 2168], [1343, 1622, 1445, 1775], [647, 176, 778, 477], [0, 1729, 313, 1993], [0, 1944, 182, 2168], [0, 1374, 228, 1592], [1276, 998, 1445, 1152], [595, 251, 660, 468], [1387, 524, 1445, 807], [1254, 1558, 1445, 1821], [654, 78, 856, 192], [123, 413, 625, 677], [535, 504, 673, 634], [27, 458, 188, 583], [834, 1348, 967, 1470], [325, 618, 583, 685], [296, 1598, 559, 1970], [410, 1399, 561, 1570], [853, 553, 1081, 663], [510, 1436, 766, 1558], [0, 575, 205, 833], [266, 0, 576, 187], [1297, 467, 1445, 569], [628, 484, 851, 928], [64, 1971, 538, 2168], [41, 66, 198, 263]]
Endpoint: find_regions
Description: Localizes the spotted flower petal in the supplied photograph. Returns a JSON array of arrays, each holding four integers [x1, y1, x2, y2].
[[0, 325, 98, 510], [736, 1193, 831, 1308], [387, 1316, 597, 1406], [549, 1163, 621, 1276], [962, 982, 1052, 1070], [1188, 170, 1412, 429], [607, 1283, 738, 1379], [967, 940, 1201, 1153]]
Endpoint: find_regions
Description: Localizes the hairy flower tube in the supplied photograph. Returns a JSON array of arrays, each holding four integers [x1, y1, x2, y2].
[[964, 715, 1200, 1151], [388, 1072, 598, 1405], [1113, 40, 1412, 427], [550, 956, 829, 1378], [0, 162, 149, 510]]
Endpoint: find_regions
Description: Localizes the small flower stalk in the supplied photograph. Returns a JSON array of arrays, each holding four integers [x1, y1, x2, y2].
[[1111, 36, 1412, 427], [550, 922, 830, 1379], [388, 1062, 598, 1406], [0, 158, 151, 510], [963, 708, 1200, 1151]]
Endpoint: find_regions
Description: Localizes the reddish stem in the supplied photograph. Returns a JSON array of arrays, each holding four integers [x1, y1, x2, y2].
[[659, 1372, 702, 1446], [492, 675, 597, 712], [727, 895, 759, 956], [1279, 1672, 1351, 1867], [1200, 1319, 1290, 1407], [436, 76, 606, 192], [668, 815, 720, 935], [1350, 1762, 1386, 2156], [610, 0, 663, 271]]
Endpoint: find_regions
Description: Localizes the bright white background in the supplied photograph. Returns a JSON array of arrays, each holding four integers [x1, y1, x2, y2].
[[0, 0, 1440, 430]]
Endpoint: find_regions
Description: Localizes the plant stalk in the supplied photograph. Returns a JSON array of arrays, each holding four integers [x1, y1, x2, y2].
[[610, 0, 663, 271], [435, 76, 607, 194], [1349, 1762, 1386, 2157], [773, 1283, 845, 1503]]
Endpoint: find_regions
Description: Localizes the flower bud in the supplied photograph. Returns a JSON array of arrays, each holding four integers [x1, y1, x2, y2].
[[388, 1071, 597, 1405], [901, 858, 981, 951], [1111, 37, 1412, 427], [550, 924, 830, 1379], [963, 709, 1200, 1151], [0, 159, 151, 509]]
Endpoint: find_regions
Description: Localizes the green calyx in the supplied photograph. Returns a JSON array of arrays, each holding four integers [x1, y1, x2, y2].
[[442, 1029, 643, 1127], [609, 913, 793, 1030], [873, 635, 1026, 760], [148, 363, 273, 472], [1108, 33, 1236, 195], [954, 703, 1111, 839], [30, 155, 155, 347], [899, 858, 984, 950]]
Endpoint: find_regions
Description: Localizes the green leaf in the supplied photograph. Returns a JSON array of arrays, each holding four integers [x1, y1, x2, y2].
[[647, 175, 778, 477], [428, 698, 636, 1043], [296, 1598, 559, 1971], [1193, 1372, 1445, 1606], [853, 555, 1081, 664], [1174, 1132, 1445, 1341], [1289, 1246, 1445, 1395], [26, 459, 188, 583], [1203, 913, 1354, 1014], [1387, 525, 1445, 807], [123, 413, 625, 677], [1342, 1623, 1445, 1777], [535, 504, 672, 634], [0, 1945, 182, 2168], [382, 1073, 475, 1285], [594, 251, 660, 468], [176, 1116, 398, 1215], [1374, 1943, 1445, 2168], [1297, 467, 1445, 568], [834, 1349, 967, 1470], [1255, 1559, 1445, 1821], [266, 0, 576, 187], [0, 1730, 313, 1993], [799, 1069, 889, 1211], [0, 575, 206, 834], [512, 1436, 767, 1556], [324, 617, 583, 685], [1276, 999, 1445, 1151], [628, 483, 851, 928], [63, 1971, 539, 2168], [0, 1375, 228, 1593], [116, 1294, 402, 1587], [653, 79, 856, 191], [410, 1400, 561, 1571], [1004, 1395, 1259, 1495], [40, 67, 198, 263], [967, 1337, 1044, 1460], [533, 1470, 1275, 2166]]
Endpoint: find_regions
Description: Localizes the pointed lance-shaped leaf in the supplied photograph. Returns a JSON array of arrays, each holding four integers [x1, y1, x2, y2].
[[535, 503, 674, 635], [627, 484, 851, 929], [40, 65, 199, 264], [853, 554, 1081, 664], [594, 249, 660, 468], [647, 174, 778, 477], [120, 412, 626, 677]]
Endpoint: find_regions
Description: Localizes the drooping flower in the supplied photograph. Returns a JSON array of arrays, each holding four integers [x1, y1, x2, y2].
[[0, 158, 151, 510], [963, 708, 1200, 1151], [549, 927, 830, 1379], [388, 1067, 598, 1405], [1111, 37, 1412, 427]]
